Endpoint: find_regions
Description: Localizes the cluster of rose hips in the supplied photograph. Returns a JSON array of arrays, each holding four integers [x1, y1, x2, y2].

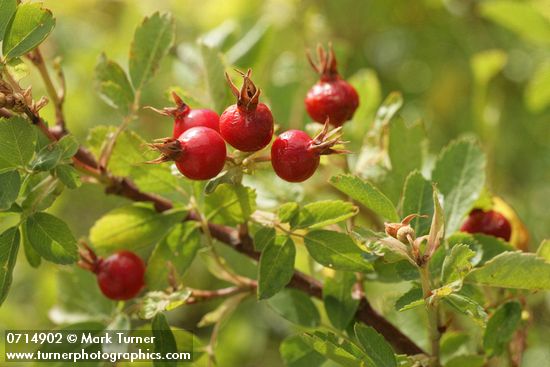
[[148, 44, 358, 183], [80, 46, 514, 301]]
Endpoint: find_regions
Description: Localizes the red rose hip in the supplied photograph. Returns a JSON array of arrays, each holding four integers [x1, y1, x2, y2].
[[148, 126, 227, 180], [148, 92, 220, 137], [96, 251, 145, 300], [305, 44, 359, 127], [219, 69, 274, 152], [271, 121, 347, 182], [460, 209, 512, 241]]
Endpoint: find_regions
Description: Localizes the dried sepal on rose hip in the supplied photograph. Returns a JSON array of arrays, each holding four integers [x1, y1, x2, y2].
[[0, 80, 43, 113], [79, 244, 145, 301], [460, 209, 512, 241], [305, 43, 359, 127], [147, 91, 220, 137], [147, 126, 227, 180], [219, 69, 274, 152], [271, 119, 348, 183], [384, 214, 424, 243]]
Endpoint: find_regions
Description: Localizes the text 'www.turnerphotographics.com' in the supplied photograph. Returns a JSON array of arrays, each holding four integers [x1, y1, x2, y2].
[[3, 330, 193, 363]]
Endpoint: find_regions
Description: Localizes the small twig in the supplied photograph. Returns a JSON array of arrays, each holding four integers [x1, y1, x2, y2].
[[28, 48, 66, 131], [194, 200, 254, 287], [419, 264, 441, 367], [98, 89, 141, 170], [186, 283, 256, 305]]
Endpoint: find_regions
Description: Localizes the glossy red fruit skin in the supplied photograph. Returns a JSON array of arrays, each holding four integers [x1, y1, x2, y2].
[[175, 126, 226, 180], [460, 209, 512, 241], [173, 108, 220, 138], [271, 130, 320, 182], [305, 78, 359, 127], [96, 251, 145, 300], [219, 103, 274, 152]]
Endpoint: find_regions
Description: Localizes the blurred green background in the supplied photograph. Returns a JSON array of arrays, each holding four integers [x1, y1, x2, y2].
[[1, 0, 549, 366]]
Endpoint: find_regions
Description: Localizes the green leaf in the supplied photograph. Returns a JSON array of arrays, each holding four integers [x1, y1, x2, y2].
[[0, 227, 19, 305], [233, 183, 255, 219], [445, 355, 485, 367], [2, 3, 55, 59], [537, 239, 550, 262], [293, 200, 358, 230], [443, 293, 488, 326], [278, 202, 300, 224], [21, 227, 40, 268], [205, 183, 256, 226], [267, 289, 320, 327], [525, 61, 550, 113], [447, 233, 513, 266], [395, 286, 423, 312], [304, 230, 372, 272], [483, 301, 521, 356], [57, 134, 79, 161], [146, 223, 201, 290], [0, 117, 37, 171], [300, 330, 372, 367], [253, 226, 275, 251], [323, 272, 360, 329], [280, 335, 326, 367], [95, 53, 134, 114], [441, 244, 476, 284], [385, 118, 425, 203], [0, 0, 16, 43], [90, 204, 186, 253], [21, 175, 64, 213], [354, 323, 397, 367], [258, 236, 295, 300], [54, 164, 81, 189], [0, 170, 20, 210], [426, 186, 445, 257], [199, 41, 233, 114], [129, 12, 175, 91], [30, 143, 62, 171], [466, 251, 550, 290], [23, 212, 77, 264], [152, 313, 178, 367], [330, 174, 399, 222], [432, 138, 486, 235], [401, 170, 433, 236], [480, 0, 550, 46]]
